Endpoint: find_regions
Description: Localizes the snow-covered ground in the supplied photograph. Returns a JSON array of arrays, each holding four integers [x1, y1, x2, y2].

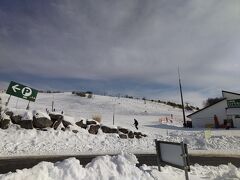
[[0, 92, 240, 157], [0, 153, 239, 180]]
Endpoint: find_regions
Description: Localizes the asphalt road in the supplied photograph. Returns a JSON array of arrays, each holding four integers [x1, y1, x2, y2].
[[0, 154, 239, 174]]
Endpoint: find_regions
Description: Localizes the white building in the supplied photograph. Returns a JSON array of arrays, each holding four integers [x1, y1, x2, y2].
[[187, 91, 240, 128]]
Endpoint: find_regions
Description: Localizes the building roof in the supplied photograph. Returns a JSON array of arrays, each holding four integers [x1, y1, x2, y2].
[[222, 90, 240, 97], [187, 98, 226, 118], [187, 90, 240, 118]]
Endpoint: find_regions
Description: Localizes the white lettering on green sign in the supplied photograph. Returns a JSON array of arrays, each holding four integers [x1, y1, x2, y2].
[[227, 99, 240, 108]]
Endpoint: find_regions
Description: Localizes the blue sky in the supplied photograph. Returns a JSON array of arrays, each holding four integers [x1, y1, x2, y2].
[[0, 0, 240, 107]]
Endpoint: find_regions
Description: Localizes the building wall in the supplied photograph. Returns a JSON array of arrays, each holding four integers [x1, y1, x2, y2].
[[190, 100, 227, 128]]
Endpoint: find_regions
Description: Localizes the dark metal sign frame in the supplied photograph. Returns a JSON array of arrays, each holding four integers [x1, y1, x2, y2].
[[155, 140, 190, 180]]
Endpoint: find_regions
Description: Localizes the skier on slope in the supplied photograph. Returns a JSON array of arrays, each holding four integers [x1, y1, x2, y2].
[[134, 118, 139, 130]]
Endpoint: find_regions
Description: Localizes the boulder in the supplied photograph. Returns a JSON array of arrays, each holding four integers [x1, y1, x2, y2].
[[86, 120, 97, 125], [76, 120, 87, 129], [0, 119, 11, 129], [11, 115, 22, 124], [0, 114, 11, 129], [88, 125, 100, 134], [134, 132, 147, 138], [118, 127, 129, 134], [52, 119, 62, 130], [135, 134, 142, 139], [61, 127, 65, 131], [49, 113, 63, 122], [62, 120, 72, 128], [33, 116, 53, 128], [128, 131, 134, 139], [5, 111, 13, 118], [72, 130, 78, 134], [101, 126, 118, 134], [119, 134, 128, 139], [110, 128, 118, 133], [134, 132, 142, 136], [19, 120, 33, 129]]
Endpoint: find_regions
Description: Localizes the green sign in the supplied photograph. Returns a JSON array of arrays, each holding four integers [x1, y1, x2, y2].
[[6, 81, 38, 102], [227, 99, 240, 108]]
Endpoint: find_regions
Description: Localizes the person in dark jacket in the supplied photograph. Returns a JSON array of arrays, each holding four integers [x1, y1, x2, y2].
[[134, 119, 139, 130]]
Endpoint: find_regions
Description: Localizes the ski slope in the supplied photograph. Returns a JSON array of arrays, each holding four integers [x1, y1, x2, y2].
[[0, 92, 240, 157]]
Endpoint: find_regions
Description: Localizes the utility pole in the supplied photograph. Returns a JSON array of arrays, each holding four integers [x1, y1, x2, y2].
[[178, 67, 186, 127]]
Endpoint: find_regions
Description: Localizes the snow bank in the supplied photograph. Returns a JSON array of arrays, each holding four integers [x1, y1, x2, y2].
[[0, 153, 240, 180]]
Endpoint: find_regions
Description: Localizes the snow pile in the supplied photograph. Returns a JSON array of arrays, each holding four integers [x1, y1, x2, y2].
[[32, 110, 50, 120], [0, 124, 154, 156], [0, 153, 154, 180], [0, 153, 240, 180]]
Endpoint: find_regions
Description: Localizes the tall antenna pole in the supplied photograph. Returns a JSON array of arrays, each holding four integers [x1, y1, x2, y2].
[[178, 67, 186, 127]]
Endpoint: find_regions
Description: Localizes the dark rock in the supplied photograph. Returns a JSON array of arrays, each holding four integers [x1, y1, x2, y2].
[[142, 134, 147, 137], [76, 120, 87, 129], [135, 134, 142, 139], [101, 126, 118, 133], [5, 111, 13, 118], [118, 127, 129, 134], [19, 120, 33, 129], [62, 120, 72, 128], [36, 128, 48, 131], [49, 113, 63, 122], [11, 115, 22, 124], [134, 132, 142, 136], [61, 127, 65, 131], [52, 119, 62, 130], [128, 131, 134, 138], [110, 128, 118, 133], [1, 119, 10, 129], [88, 125, 100, 134], [86, 120, 97, 125], [72, 130, 78, 134], [33, 116, 53, 128], [119, 134, 128, 139]]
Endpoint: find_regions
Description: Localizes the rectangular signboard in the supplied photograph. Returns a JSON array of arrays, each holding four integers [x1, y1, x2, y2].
[[227, 99, 240, 108], [155, 140, 190, 171], [6, 81, 38, 102]]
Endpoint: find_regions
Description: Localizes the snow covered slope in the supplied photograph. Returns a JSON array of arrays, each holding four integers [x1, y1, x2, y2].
[[0, 92, 240, 157]]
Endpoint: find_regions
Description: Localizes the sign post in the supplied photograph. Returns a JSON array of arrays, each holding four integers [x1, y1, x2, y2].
[[6, 81, 38, 108], [155, 140, 190, 180], [5, 95, 11, 106]]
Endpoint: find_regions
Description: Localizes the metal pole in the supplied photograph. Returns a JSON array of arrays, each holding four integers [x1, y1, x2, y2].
[[155, 139, 161, 171], [26, 101, 30, 110], [5, 95, 11, 106], [181, 142, 189, 180], [52, 94, 54, 112], [178, 67, 186, 127], [113, 104, 115, 125], [52, 101, 54, 112]]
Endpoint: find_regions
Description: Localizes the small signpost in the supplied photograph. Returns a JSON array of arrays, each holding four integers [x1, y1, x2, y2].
[[155, 140, 190, 180], [6, 81, 38, 109]]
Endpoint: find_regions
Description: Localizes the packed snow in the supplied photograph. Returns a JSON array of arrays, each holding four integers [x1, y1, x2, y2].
[[0, 92, 240, 157], [0, 153, 239, 180]]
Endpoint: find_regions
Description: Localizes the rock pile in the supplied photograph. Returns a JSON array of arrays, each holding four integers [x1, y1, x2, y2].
[[75, 120, 147, 139], [0, 110, 147, 139]]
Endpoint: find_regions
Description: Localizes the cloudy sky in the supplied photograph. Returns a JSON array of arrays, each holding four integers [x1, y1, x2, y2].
[[0, 0, 239, 107]]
